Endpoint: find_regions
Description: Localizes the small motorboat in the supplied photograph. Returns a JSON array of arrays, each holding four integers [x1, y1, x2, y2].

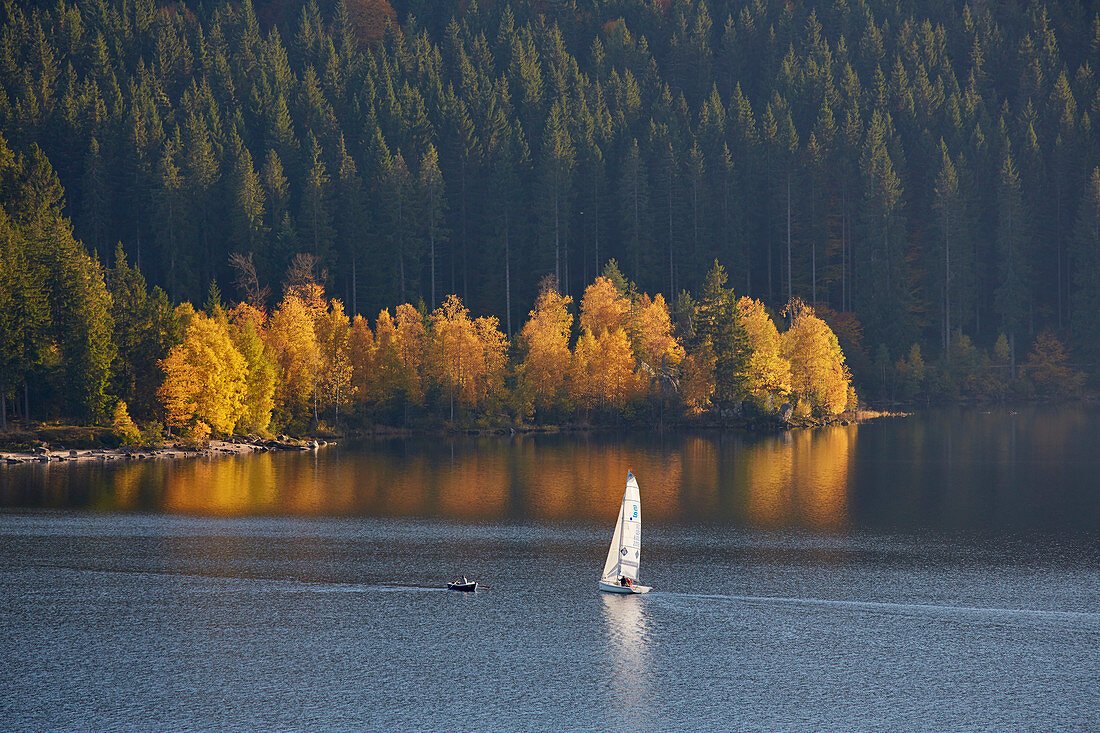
[[447, 577, 478, 592]]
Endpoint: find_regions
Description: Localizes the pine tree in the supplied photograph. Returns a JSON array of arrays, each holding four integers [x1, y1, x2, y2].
[[1070, 168, 1100, 372], [417, 144, 447, 309], [538, 99, 574, 291], [994, 147, 1031, 376], [694, 260, 750, 409]]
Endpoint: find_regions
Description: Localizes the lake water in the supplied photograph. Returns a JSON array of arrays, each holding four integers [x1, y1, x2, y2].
[[2, 407, 1098, 731]]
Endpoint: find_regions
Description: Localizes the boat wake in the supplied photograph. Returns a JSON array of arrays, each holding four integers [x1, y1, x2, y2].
[[655, 591, 1100, 624]]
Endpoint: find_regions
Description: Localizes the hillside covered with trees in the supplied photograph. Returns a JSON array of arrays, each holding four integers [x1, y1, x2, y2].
[[0, 0, 1096, 436]]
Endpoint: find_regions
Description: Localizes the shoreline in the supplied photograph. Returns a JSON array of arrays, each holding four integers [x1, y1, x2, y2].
[[1, 437, 330, 466], [0, 410, 903, 465]]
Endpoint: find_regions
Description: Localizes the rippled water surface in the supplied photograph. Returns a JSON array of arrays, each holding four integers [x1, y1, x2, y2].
[[2, 407, 1098, 731]]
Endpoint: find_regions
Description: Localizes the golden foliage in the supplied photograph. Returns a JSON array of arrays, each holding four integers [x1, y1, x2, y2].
[[679, 338, 716, 413], [348, 314, 376, 406], [266, 293, 320, 421], [228, 302, 267, 332], [569, 328, 642, 411], [229, 308, 276, 434], [579, 276, 630, 335], [781, 300, 851, 416], [519, 286, 573, 410], [428, 295, 509, 411], [737, 296, 792, 407], [315, 299, 353, 417], [1024, 329, 1086, 396], [112, 400, 140, 445], [371, 306, 426, 406], [393, 303, 427, 404], [159, 312, 248, 434], [629, 292, 685, 374]]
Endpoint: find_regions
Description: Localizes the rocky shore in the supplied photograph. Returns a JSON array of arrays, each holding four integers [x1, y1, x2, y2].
[[1, 437, 332, 465]]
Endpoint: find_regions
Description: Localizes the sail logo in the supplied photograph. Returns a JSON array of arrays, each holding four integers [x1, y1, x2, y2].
[[630, 504, 638, 520]]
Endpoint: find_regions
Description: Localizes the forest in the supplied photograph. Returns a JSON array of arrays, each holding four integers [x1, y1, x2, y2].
[[0, 0, 1096, 436]]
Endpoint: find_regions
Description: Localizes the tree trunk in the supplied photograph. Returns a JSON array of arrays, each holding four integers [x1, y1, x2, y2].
[[944, 208, 951, 355], [786, 173, 792, 303], [505, 210, 512, 336]]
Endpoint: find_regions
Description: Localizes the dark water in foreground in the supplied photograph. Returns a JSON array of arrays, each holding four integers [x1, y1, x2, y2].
[[1, 407, 1098, 731]]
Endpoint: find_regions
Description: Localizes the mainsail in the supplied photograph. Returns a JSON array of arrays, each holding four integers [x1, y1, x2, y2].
[[601, 471, 642, 581]]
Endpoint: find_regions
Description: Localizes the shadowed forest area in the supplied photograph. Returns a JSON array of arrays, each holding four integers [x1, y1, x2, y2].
[[0, 0, 1096, 438]]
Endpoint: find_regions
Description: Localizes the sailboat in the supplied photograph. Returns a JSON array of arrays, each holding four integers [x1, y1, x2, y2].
[[598, 471, 652, 594]]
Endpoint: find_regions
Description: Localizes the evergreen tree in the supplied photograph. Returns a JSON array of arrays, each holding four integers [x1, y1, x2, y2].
[[994, 147, 1031, 375]]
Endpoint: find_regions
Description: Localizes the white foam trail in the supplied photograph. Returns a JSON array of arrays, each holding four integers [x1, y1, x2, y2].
[[656, 591, 1100, 623]]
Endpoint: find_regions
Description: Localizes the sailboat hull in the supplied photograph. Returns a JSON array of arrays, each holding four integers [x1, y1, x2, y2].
[[598, 580, 651, 594]]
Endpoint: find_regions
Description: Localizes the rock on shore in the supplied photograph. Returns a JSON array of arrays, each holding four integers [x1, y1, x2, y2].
[[0, 437, 330, 465]]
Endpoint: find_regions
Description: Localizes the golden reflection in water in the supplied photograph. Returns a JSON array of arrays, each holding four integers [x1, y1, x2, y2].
[[84, 427, 854, 523], [742, 426, 855, 529], [434, 445, 509, 519], [599, 594, 652, 710], [161, 454, 278, 515], [524, 440, 683, 523], [97, 462, 145, 510]]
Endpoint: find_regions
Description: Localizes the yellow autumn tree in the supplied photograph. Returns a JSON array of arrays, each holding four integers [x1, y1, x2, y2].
[[266, 292, 320, 425], [737, 296, 792, 410], [348, 314, 376, 409], [519, 283, 573, 412], [428, 295, 509, 414], [781, 299, 851, 416], [628, 292, 685, 378], [1023, 329, 1086, 396], [579, 276, 630, 335], [392, 303, 426, 405], [475, 313, 509, 407], [679, 338, 716, 413], [569, 327, 641, 413], [314, 299, 353, 421], [228, 306, 276, 434], [159, 311, 249, 435], [112, 400, 141, 445]]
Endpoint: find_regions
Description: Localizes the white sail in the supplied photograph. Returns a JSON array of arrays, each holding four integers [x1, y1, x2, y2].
[[601, 471, 642, 581]]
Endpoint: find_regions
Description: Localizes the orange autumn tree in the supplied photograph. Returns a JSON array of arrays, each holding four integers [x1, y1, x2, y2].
[[737, 296, 792, 410], [348, 314, 376, 410], [314, 299, 353, 421], [427, 295, 508, 416], [370, 304, 426, 411], [265, 291, 320, 426], [781, 299, 851, 416], [628, 292, 685, 380], [1023, 329, 1086, 396], [159, 310, 249, 435], [679, 339, 716, 413], [579, 276, 630, 334], [569, 326, 639, 414], [570, 274, 645, 414], [518, 280, 573, 414]]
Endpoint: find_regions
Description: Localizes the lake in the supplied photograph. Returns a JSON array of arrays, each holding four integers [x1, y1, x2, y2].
[[1, 407, 1098, 731]]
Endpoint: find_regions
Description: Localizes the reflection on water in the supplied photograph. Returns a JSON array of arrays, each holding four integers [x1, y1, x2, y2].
[[600, 594, 652, 712], [3, 405, 1100, 532]]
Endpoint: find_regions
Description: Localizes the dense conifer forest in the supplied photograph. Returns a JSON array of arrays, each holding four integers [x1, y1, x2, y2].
[[0, 0, 1096, 436]]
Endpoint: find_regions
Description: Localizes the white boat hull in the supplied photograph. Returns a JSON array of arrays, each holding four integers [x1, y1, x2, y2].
[[598, 580, 651, 594]]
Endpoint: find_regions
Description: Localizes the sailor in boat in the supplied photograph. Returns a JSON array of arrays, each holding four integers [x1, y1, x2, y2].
[[619, 575, 632, 588]]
